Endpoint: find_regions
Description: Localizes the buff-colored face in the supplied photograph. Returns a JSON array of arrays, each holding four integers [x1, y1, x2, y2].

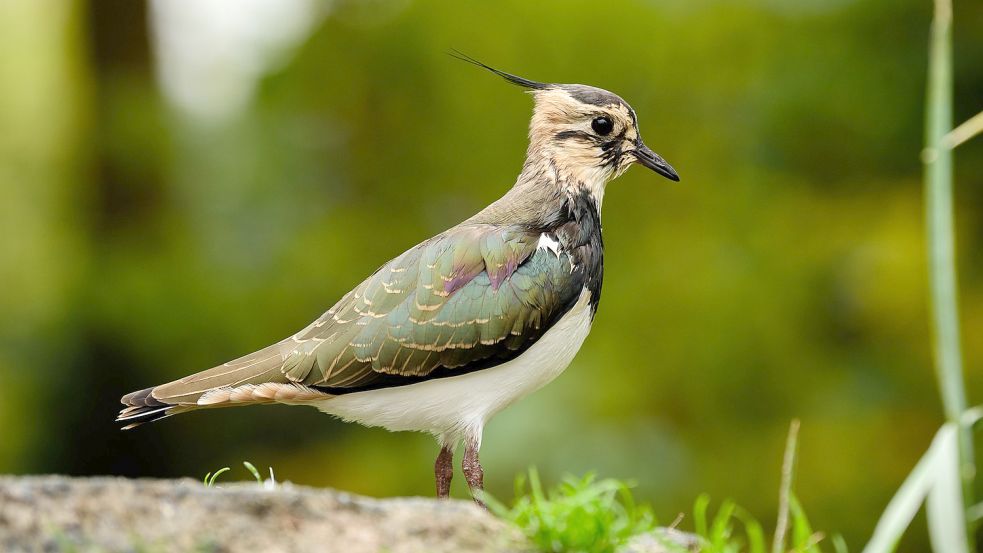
[[528, 85, 679, 185]]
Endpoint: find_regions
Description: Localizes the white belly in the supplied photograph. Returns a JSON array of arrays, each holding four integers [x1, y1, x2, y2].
[[312, 289, 594, 445]]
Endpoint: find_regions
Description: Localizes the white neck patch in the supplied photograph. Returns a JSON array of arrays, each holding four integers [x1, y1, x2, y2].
[[537, 233, 561, 256]]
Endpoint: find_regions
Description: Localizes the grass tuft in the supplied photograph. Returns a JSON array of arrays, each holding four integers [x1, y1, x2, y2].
[[690, 493, 836, 553], [488, 420, 840, 553], [482, 468, 655, 553]]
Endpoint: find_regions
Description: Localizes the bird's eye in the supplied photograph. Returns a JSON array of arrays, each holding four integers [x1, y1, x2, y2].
[[591, 116, 614, 136]]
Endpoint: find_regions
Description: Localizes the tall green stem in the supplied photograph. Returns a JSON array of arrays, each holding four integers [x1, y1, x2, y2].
[[924, 0, 974, 529]]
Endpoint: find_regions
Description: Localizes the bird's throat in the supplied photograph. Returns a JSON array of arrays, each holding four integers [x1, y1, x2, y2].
[[556, 166, 608, 215], [520, 154, 609, 215]]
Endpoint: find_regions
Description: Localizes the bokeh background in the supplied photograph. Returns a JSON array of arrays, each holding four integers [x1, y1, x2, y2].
[[2, 0, 982, 549]]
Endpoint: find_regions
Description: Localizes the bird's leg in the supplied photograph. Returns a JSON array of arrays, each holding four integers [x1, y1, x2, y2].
[[462, 440, 485, 507], [434, 444, 454, 499]]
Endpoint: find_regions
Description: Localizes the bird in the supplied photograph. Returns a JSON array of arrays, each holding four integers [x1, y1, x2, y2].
[[117, 53, 680, 503]]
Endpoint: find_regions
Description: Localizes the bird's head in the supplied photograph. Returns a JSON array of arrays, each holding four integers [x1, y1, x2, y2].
[[526, 84, 679, 186], [452, 52, 680, 193]]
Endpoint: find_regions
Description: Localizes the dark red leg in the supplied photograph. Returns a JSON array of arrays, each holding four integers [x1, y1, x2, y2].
[[435, 444, 454, 499], [462, 441, 485, 507]]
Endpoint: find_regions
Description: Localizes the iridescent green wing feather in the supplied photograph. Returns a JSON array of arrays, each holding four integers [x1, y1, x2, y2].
[[282, 224, 584, 390]]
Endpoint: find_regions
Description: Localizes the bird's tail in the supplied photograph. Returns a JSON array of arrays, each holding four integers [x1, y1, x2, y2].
[[117, 342, 329, 429], [117, 387, 195, 429]]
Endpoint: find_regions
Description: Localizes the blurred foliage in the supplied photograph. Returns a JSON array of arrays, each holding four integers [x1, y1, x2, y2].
[[1, 0, 982, 551]]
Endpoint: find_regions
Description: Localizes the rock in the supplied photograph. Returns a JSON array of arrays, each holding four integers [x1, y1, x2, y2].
[[0, 476, 526, 552], [0, 476, 701, 552]]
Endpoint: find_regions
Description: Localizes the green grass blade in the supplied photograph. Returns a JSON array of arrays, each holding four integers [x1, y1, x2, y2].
[[919, 0, 976, 547], [923, 0, 974, 525], [790, 495, 821, 553], [242, 461, 261, 484], [710, 500, 736, 546], [926, 424, 969, 553], [862, 425, 950, 553], [694, 494, 711, 540], [205, 467, 230, 487], [773, 420, 800, 553], [734, 507, 767, 553]]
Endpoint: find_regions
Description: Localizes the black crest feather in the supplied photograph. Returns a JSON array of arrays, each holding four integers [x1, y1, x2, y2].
[[448, 49, 549, 90]]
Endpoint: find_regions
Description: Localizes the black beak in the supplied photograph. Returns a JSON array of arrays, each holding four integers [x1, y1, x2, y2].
[[633, 142, 680, 181]]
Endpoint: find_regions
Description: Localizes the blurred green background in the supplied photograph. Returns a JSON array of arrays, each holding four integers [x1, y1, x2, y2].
[[1, 0, 982, 549]]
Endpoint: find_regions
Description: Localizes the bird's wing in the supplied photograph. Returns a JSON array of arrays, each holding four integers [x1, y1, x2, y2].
[[149, 224, 585, 405]]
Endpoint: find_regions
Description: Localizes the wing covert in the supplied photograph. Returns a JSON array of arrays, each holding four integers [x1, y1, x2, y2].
[[280, 225, 585, 391]]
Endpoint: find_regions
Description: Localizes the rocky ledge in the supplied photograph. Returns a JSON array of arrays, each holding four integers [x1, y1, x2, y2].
[[0, 476, 698, 552]]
